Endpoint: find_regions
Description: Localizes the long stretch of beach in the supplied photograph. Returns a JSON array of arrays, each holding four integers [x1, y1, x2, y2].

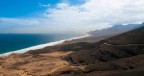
[[0, 26, 143, 76], [0, 34, 90, 56]]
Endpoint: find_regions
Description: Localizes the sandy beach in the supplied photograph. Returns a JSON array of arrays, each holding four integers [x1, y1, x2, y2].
[[0, 34, 90, 56]]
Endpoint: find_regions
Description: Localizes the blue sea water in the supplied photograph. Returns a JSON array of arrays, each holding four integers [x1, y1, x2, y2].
[[0, 34, 79, 54]]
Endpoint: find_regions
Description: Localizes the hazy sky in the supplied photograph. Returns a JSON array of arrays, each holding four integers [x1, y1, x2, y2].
[[0, 0, 144, 34]]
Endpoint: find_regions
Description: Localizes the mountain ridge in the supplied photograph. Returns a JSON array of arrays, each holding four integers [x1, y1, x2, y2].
[[65, 23, 142, 43], [0, 22, 143, 76]]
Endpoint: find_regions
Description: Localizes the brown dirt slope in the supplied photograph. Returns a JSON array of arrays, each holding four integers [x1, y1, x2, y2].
[[0, 23, 144, 76]]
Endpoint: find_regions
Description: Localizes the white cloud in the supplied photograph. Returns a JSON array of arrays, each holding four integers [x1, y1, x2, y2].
[[0, 18, 40, 26], [0, 0, 144, 34], [39, 3, 51, 7]]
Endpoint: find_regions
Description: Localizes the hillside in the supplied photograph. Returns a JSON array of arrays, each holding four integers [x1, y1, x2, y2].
[[65, 23, 141, 43], [89, 24, 139, 36], [0, 23, 143, 76]]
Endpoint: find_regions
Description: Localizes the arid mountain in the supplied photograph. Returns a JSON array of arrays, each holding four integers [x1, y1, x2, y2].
[[0, 23, 144, 76], [29, 22, 144, 76], [89, 24, 140, 36], [65, 23, 141, 43]]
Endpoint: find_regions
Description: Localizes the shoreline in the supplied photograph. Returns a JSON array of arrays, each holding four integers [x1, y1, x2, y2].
[[0, 34, 90, 56]]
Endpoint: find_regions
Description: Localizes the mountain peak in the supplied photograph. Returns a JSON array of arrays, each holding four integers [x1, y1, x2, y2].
[[89, 23, 140, 37]]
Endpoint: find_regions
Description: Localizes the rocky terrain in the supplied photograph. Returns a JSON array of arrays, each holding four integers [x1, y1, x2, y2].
[[0, 23, 144, 76]]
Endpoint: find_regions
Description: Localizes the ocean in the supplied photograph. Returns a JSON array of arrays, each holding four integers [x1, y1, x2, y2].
[[0, 34, 81, 55]]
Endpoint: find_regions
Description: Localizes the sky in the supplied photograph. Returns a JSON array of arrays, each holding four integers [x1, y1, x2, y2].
[[0, 0, 144, 34]]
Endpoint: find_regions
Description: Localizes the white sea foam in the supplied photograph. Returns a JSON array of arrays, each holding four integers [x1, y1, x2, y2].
[[0, 34, 90, 56]]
